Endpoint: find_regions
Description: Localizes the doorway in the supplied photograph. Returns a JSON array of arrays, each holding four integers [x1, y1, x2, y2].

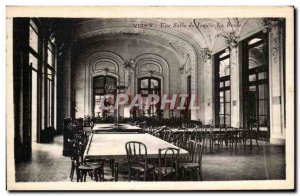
[[242, 31, 270, 140]]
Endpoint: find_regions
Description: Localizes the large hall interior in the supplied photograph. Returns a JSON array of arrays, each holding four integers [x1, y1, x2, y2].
[[12, 17, 287, 182]]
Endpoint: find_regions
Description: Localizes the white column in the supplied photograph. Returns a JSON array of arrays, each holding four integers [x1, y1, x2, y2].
[[269, 25, 285, 144]]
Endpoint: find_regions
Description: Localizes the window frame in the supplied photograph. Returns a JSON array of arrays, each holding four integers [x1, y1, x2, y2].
[[215, 49, 231, 127], [138, 77, 161, 117]]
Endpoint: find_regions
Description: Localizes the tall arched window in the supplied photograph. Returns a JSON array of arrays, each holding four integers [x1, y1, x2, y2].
[[138, 77, 161, 117], [242, 32, 270, 139], [93, 75, 117, 117], [215, 49, 231, 127]]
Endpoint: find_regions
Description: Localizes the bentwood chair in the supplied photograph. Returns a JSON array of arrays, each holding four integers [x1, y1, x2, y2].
[[162, 128, 173, 142], [225, 127, 239, 149], [179, 141, 203, 181], [195, 126, 208, 152], [243, 123, 260, 149], [234, 122, 245, 147], [157, 147, 180, 181], [69, 137, 103, 182], [125, 141, 155, 181], [152, 126, 168, 138]]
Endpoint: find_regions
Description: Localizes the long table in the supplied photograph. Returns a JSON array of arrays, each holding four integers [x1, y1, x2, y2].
[[84, 133, 189, 181], [92, 123, 143, 133], [84, 133, 188, 160]]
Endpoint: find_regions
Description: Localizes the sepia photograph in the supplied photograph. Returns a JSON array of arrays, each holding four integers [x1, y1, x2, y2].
[[6, 6, 294, 191]]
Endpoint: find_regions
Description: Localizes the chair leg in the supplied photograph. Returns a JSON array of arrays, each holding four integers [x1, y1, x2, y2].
[[83, 171, 87, 182], [93, 169, 98, 182], [255, 135, 259, 149], [199, 168, 203, 181], [152, 170, 156, 181], [76, 168, 80, 182], [97, 168, 103, 181], [70, 163, 75, 181], [128, 167, 131, 182], [114, 162, 119, 181], [136, 171, 139, 181]]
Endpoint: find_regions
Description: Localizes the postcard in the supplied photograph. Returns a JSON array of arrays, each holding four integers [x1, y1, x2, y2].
[[6, 6, 294, 191]]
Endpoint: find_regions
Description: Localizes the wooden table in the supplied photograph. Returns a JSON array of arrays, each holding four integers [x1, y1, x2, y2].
[[92, 123, 143, 133], [84, 133, 188, 160]]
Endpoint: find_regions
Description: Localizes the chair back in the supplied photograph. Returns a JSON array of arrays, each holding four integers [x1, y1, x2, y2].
[[69, 136, 85, 165], [74, 118, 84, 133], [250, 123, 259, 134], [162, 128, 173, 142], [194, 142, 203, 165], [158, 147, 180, 180], [125, 141, 148, 166], [186, 140, 196, 162], [196, 126, 207, 144]]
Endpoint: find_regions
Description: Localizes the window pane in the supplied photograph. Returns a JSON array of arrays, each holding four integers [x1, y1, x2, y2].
[[225, 90, 230, 102], [259, 100, 268, 115], [219, 91, 224, 98], [29, 25, 38, 52], [29, 53, 38, 70], [150, 79, 158, 89], [106, 77, 116, 86], [249, 74, 256, 82], [225, 115, 231, 126], [93, 76, 105, 88], [248, 38, 262, 45], [47, 48, 53, 66], [219, 103, 224, 114], [258, 72, 267, 80], [219, 58, 230, 77], [225, 103, 231, 115], [47, 68, 52, 80], [219, 82, 224, 88], [219, 91, 224, 103], [259, 84, 268, 99], [248, 42, 267, 69], [225, 80, 230, 87], [140, 79, 148, 88], [249, 86, 256, 92], [219, 115, 224, 125]]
